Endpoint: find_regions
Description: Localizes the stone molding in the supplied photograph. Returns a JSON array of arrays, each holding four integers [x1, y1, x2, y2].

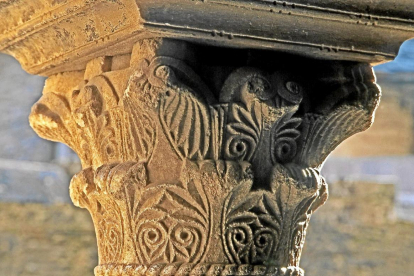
[[94, 263, 304, 276], [1, 0, 414, 75]]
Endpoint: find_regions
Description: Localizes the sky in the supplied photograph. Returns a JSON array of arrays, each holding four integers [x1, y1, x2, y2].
[[375, 39, 414, 73]]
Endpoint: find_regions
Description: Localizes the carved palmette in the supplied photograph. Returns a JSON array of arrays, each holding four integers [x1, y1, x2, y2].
[[158, 65, 305, 166], [29, 46, 380, 273]]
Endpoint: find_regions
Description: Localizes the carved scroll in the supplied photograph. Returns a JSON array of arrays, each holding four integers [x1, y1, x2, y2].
[[29, 39, 380, 275]]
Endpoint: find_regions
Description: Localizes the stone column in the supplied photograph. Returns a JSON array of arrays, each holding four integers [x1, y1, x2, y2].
[[1, 1, 413, 275]]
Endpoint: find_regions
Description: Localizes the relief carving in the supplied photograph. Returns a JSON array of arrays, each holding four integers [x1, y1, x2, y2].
[[29, 39, 380, 275]]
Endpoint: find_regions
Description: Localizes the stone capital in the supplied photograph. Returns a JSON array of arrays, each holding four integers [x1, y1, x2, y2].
[[28, 38, 381, 274]]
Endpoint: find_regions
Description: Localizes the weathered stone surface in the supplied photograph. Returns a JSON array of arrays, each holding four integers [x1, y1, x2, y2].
[[1, 0, 414, 75], [27, 38, 381, 273], [3, 181, 414, 276], [333, 73, 414, 157], [324, 72, 414, 223], [1, 1, 413, 275]]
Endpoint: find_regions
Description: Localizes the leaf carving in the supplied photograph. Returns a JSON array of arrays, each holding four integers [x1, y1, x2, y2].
[[160, 87, 211, 161], [134, 182, 210, 265], [271, 109, 302, 164], [222, 181, 283, 265], [225, 103, 262, 162]]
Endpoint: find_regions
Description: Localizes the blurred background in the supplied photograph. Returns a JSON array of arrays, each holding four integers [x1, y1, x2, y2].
[[1, 40, 414, 276]]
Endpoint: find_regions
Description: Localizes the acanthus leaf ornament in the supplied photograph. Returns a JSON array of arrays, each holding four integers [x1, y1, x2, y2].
[[29, 39, 380, 275], [222, 181, 282, 265]]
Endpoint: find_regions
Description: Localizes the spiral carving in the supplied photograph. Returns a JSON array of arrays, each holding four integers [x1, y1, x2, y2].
[[28, 44, 380, 275], [226, 224, 253, 262], [271, 112, 302, 164], [225, 103, 261, 162], [135, 183, 210, 265], [246, 75, 273, 101], [272, 136, 298, 164], [96, 205, 124, 264], [277, 81, 303, 104], [223, 182, 282, 265], [137, 222, 168, 263], [253, 229, 277, 260], [171, 224, 203, 257], [225, 220, 278, 264], [225, 133, 257, 161]]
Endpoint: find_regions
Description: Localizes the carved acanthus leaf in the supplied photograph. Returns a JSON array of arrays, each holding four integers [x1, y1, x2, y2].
[[30, 69, 157, 168], [29, 45, 381, 273]]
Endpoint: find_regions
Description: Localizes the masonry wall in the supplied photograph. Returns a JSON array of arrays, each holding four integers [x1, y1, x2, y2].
[[302, 181, 414, 276], [0, 203, 96, 275]]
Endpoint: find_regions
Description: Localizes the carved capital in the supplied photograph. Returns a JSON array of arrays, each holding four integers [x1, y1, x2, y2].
[[29, 38, 380, 275]]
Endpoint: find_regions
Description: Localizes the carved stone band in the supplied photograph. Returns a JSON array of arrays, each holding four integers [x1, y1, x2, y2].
[[95, 264, 304, 276], [29, 38, 380, 274]]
